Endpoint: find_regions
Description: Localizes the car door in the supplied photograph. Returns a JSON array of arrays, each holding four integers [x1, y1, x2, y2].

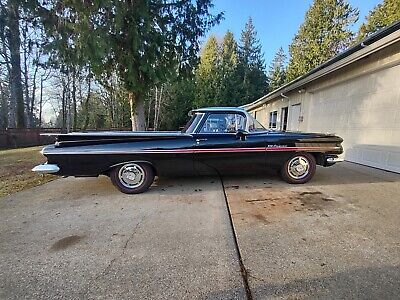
[[193, 112, 267, 175]]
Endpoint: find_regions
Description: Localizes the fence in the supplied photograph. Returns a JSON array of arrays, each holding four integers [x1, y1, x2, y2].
[[0, 127, 131, 149]]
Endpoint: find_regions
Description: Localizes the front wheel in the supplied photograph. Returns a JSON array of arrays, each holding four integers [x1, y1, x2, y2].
[[110, 162, 154, 194], [280, 153, 316, 184]]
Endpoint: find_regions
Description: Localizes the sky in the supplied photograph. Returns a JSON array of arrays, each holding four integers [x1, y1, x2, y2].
[[209, 0, 381, 65]]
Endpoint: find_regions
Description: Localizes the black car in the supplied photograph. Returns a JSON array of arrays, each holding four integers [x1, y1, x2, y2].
[[33, 107, 343, 194]]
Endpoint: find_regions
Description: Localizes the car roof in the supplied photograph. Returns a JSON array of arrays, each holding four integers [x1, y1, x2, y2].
[[191, 107, 247, 113]]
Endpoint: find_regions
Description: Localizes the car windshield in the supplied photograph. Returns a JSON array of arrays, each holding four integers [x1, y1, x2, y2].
[[200, 113, 246, 133], [183, 111, 266, 133]]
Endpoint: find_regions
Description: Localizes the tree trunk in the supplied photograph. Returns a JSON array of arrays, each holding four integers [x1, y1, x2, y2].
[[0, 21, 13, 127], [72, 67, 77, 131], [154, 85, 163, 130], [7, 73, 15, 128], [128, 92, 145, 131], [66, 74, 71, 132], [22, 19, 30, 127], [8, 2, 25, 128], [0, 82, 8, 129], [39, 76, 43, 128], [83, 76, 91, 130], [30, 63, 39, 127], [146, 90, 152, 130], [153, 87, 158, 130], [61, 77, 66, 132]]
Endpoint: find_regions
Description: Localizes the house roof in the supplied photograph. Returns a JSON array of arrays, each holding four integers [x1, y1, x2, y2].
[[243, 20, 400, 111]]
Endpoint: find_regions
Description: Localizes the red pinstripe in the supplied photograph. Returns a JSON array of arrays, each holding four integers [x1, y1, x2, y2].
[[136, 146, 337, 154]]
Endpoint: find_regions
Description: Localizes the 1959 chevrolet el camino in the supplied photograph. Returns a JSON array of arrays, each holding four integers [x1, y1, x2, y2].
[[33, 107, 343, 194]]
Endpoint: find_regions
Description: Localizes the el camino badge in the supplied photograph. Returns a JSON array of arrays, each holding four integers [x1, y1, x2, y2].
[[267, 144, 288, 148]]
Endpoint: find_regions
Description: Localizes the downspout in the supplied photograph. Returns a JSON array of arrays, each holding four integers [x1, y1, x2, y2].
[[280, 93, 289, 99]]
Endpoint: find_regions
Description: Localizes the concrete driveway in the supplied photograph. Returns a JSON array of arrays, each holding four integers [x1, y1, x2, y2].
[[0, 176, 245, 299], [224, 162, 400, 299], [0, 162, 399, 299]]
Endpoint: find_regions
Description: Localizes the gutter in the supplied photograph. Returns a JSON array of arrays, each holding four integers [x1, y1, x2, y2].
[[242, 20, 400, 111]]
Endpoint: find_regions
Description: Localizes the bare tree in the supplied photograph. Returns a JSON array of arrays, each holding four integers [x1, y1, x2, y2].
[[153, 85, 164, 131], [38, 69, 52, 128]]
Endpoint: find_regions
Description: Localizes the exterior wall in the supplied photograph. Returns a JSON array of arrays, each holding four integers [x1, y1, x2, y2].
[[253, 93, 304, 131], [250, 41, 400, 173]]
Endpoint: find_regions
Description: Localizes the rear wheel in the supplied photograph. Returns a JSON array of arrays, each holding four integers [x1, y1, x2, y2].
[[280, 153, 316, 184], [110, 162, 154, 194]]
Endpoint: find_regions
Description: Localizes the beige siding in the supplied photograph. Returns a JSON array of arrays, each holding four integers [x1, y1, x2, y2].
[[253, 107, 268, 126]]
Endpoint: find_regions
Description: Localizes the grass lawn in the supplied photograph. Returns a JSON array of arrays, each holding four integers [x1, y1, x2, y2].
[[0, 146, 55, 198]]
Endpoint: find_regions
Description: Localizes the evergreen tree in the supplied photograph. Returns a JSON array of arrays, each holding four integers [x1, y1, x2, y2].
[[238, 18, 268, 104], [218, 31, 241, 106], [194, 35, 220, 107], [159, 78, 196, 130], [357, 0, 400, 41], [268, 47, 287, 91], [286, 0, 359, 81], [36, 0, 222, 130]]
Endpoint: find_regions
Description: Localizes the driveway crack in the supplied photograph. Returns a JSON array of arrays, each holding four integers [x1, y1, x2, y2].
[[99, 213, 148, 278], [218, 174, 253, 300], [80, 212, 153, 297]]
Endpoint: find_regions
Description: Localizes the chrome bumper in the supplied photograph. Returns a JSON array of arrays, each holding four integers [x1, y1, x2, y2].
[[326, 157, 344, 163], [32, 164, 60, 174]]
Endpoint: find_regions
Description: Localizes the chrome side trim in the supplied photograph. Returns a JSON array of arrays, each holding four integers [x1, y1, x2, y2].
[[326, 157, 344, 163], [32, 164, 60, 174]]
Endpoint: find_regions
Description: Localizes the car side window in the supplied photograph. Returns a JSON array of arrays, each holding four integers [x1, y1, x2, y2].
[[200, 113, 246, 133]]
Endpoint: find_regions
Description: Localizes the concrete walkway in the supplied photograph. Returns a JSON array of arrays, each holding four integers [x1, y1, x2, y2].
[[0, 176, 245, 299]]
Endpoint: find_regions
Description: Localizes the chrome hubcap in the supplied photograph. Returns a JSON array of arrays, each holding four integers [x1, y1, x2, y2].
[[118, 163, 145, 188], [288, 156, 310, 179]]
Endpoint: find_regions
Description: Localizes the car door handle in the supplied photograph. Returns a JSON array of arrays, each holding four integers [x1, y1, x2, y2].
[[196, 138, 207, 143]]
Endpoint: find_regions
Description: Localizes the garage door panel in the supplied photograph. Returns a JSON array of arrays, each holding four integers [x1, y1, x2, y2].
[[347, 108, 365, 128], [346, 145, 400, 173], [390, 130, 400, 145], [364, 109, 396, 129], [367, 88, 400, 109], [308, 65, 400, 173], [388, 151, 400, 170], [394, 110, 400, 128], [363, 129, 393, 145], [375, 66, 400, 89], [334, 113, 349, 130]]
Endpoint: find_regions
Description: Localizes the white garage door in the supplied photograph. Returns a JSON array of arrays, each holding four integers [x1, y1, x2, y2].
[[307, 64, 400, 173]]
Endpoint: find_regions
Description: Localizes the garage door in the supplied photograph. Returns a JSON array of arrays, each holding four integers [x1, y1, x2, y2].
[[307, 64, 400, 173]]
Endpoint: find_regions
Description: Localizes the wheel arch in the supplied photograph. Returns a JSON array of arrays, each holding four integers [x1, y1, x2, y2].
[[310, 152, 325, 166]]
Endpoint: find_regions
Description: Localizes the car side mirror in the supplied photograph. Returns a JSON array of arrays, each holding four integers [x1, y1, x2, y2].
[[236, 129, 248, 141]]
